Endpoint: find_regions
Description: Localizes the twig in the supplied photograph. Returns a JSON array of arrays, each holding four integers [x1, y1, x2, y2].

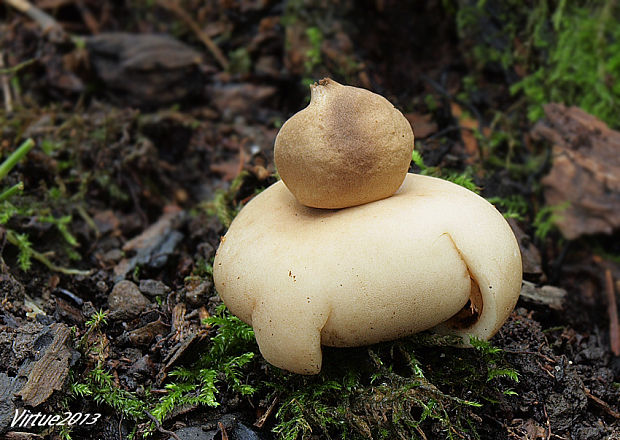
[[75, 0, 100, 34], [254, 395, 279, 428], [4, 0, 66, 40], [144, 411, 182, 440], [605, 268, 620, 356], [118, 413, 123, 440], [6, 230, 92, 276], [502, 348, 557, 364], [4, 432, 44, 440], [54, 287, 84, 306], [0, 58, 36, 76], [543, 403, 551, 440], [156, 0, 229, 70], [414, 426, 428, 440], [0, 52, 13, 112], [218, 422, 229, 440], [583, 386, 620, 419]]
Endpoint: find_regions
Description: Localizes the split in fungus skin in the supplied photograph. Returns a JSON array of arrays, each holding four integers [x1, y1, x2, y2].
[[274, 78, 414, 209], [214, 79, 522, 375]]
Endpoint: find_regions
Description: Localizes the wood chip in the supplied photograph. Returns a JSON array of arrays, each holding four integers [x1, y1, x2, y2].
[[508, 219, 543, 278], [0, 373, 23, 433], [533, 104, 620, 239], [520, 281, 566, 310], [171, 302, 187, 342], [127, 318, 170, 346], [113, 206, 184, 281], [198, 306, 211, 328], [16, 323, 73, 407]]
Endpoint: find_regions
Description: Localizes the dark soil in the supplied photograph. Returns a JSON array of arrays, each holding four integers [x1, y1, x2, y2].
[[0, 1, 618, 439]]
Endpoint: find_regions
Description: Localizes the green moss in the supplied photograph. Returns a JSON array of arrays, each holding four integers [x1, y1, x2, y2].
[[269, 335, 518, 439], [486, 195, 528, 221], [69, 296, 519, 439], [0, 139, 54, 271], [412, 150, 479, 194], [203, 171, 248, 228], [304, 27, 324, 73], [228, 47, 252, 75], [74, 366, 148, 420], [533, 202, 569, 240], [151, 305, 257, 423], [512, 1, 620, 126], [455, 0, 620, 128], [68, 306, 258, 437]]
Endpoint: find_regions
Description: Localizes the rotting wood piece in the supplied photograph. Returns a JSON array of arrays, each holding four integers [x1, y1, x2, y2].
[[16, 323, 74, 407], [508, 219, 543, 280], [157, 331, 209, 385], [519, 281, 566, 310], [532, 103, 620, 240], [124, 318, 170, 346], [4, 432, 44, 439], [0, 373, 25, 434], [113, 206, 185, 282], [85, 33, 211, 108]]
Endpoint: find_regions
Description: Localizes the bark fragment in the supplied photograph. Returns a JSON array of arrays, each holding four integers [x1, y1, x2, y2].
[[16, 323, 74, 407], [532, 104, 620, 239]]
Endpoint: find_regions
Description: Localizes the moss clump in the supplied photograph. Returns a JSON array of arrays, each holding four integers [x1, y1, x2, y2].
[[150, 305, 257, 422], [68, 301, 518, 440], [65, 306, 258, 438], [454, 0, 620, 128], [202, 171, 248, 228], [267, 335, 518, 439], [411, 149, 479, 194], [511, 1, 620, 126]]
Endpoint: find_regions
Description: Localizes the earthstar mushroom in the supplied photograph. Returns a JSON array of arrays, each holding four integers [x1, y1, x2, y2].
[[214, 79, 522, 375]]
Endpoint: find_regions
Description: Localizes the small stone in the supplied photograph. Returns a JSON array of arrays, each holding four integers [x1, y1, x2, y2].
[[108, 280, 150, 318], [139, 279, 171, 297], [174, 426, 217, 440], [101, 248, 124, 264], [125, 318, 169, 346], [234, 421, 263, 440], [129, 355, 155, 377], [185, 279, 212, 307]]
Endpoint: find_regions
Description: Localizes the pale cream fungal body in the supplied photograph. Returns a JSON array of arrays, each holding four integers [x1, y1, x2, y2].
[[214, 173, 522, 375]]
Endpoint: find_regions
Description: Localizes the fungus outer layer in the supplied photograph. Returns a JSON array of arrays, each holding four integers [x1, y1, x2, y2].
[[213, 173, 523, 375]]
